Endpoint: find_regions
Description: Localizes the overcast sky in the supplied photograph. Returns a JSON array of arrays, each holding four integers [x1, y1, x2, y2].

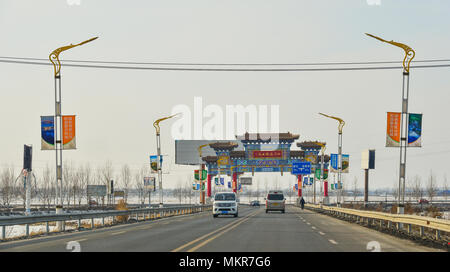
[[1, 0, 449, 191]]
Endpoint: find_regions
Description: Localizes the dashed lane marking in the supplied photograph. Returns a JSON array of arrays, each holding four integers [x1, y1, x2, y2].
[[329, 239, 338, 245], [110, 231, 126, 235]]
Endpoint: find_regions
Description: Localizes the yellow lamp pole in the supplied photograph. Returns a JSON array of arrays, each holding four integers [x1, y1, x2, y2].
[[316, 142, 326, 204], [319, 113, 345, 206], [198, 144, 210, 204], [153, 113, 180, 208], [366, 33, 415, 213], [49, 37, 97, 219]]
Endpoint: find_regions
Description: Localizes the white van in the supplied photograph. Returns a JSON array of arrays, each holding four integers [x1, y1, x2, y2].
[[213, 192, 238, 218]]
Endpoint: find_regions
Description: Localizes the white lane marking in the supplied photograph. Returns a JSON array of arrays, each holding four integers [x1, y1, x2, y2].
[[76, 238, 87, 242], [318, 231, 325, 235], [311, 226, 317, 230], [329, 239, 338, 245], [110, 231, 126, 235], [306, 222, 311, 225]]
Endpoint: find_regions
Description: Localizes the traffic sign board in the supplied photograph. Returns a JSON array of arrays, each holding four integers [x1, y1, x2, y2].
[[292, 161, 311, 175]]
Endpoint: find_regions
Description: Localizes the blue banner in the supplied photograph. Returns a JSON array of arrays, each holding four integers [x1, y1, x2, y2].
[[41, 116, 55, 150], [408, 113, 422, 147]]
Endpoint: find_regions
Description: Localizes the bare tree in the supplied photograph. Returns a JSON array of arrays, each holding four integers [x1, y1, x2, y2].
[[38, 164, 55, 212], [100, 160, 114, 205], [412, 175, 423, 202], [174, 180, 183, 204], [83, 163, 92, 205], [352, 177, 359, 201], [426, 171, 438, 203], [0, 165, 15, 206], [62, 161, 76, 207], [134, 165, 147, 206], [443, 175, 448, 201], [392, 180, 399, 202], [120, 164, 131, 203]]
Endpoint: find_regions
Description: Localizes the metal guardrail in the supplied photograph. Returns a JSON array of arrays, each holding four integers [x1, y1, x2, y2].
[[305, 204, 450, 240], [0, 204, 212, 240]]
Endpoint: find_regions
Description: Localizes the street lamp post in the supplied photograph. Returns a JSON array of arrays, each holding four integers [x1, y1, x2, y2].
[[198, 144, 210, 204], [49, 37, 97, 223], [319, 113, 345, 206], [153, 113, 179, 208], [316, 142, 327, 204], [366, 33, 415, 214]]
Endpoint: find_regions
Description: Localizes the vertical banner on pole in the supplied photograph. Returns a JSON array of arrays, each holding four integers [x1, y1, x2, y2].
[[150, 156, 158, 173], [386, 112, 401, 147], [41, 116, 55, 150], [408, 113, 422, 147], [62, 115, 76, 149], [331, 154, 349, 173]]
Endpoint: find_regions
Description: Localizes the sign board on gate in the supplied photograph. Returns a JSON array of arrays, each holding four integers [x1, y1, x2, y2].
[[240, 177, 252, 185], [87, 185, 107, 197], [292, 161, 311, 175]]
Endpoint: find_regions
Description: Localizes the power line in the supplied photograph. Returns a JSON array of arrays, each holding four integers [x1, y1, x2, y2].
[[1, 55, 450, 66], [1, 58, 450, 72]]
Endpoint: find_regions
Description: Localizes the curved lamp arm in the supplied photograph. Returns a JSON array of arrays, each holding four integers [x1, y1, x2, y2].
[[316, 142, 326, 155], [319, 113, 345, 134], [365, 33, 415, 73], [198, 144, 210, 158], [153, 113, 181, 134], [49, 36, 98, 77]]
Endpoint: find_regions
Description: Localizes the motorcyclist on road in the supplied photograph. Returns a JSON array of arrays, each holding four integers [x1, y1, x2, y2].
[[300, 197, 305, 210]]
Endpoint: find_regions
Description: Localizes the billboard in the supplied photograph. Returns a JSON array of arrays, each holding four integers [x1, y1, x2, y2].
[[175, 140, 243, 165], [361, 149, 376, 170], [386, 112, 401, 147], [87, 185, 107, 197], [41, 116, 55, 150], [62, 115, 76, 149], [408, 113, 422, 147]]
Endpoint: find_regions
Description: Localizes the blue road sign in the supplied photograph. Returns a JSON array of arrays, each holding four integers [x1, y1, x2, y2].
[[292, 161, 311, 175]]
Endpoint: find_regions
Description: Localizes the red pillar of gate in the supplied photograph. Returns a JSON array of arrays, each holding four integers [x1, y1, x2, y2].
[[232, 172, 237, 193], [297, 175, 302, 197], [324, 180, 328, 197], [207, 174, 212, 197]]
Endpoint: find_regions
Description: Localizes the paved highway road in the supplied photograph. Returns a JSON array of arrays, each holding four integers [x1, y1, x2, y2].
[[0, 205, 440, 252]]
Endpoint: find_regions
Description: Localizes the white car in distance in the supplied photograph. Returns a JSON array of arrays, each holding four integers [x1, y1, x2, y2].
[[213, 192, 238, 218]]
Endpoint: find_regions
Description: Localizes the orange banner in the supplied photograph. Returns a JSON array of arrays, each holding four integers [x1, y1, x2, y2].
[[386, 112, 401, 147], [63, 115, 76, 149]]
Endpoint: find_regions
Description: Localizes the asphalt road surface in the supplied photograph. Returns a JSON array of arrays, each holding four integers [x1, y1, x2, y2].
[[0, 205, 440, 252]]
